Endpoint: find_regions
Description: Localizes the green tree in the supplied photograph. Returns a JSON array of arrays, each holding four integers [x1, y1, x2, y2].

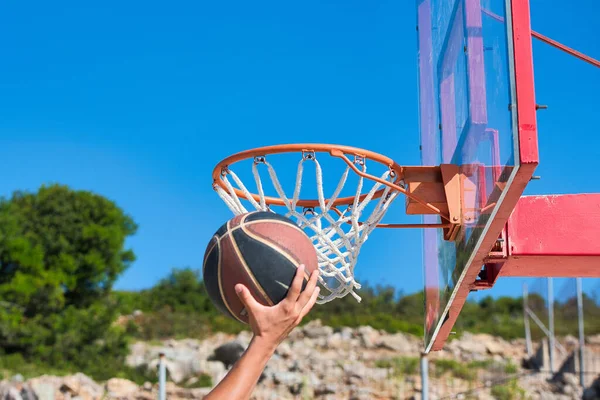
[[0, 184, 137, 374], [141, 268, 214, 314]]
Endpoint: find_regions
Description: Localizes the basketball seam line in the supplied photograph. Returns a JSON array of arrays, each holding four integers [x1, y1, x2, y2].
[[240, 221, 311, 283], [209, 219, 310, 258], [216, 218, 305, 241], [245, 216, 305, 234], [219, 220, 245, 323], [229, 215, 274, 307], [202, 238, 217, 275]]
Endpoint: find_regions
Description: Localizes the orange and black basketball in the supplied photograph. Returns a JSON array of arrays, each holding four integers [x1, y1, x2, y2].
[[202, 211, 319, 324]]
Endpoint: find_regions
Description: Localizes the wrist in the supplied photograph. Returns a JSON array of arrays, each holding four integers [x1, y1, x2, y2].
[[249, 335, 279, 357]]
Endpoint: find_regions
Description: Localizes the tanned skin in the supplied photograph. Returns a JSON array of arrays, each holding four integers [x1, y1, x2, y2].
[[204, 264, 321, 400]]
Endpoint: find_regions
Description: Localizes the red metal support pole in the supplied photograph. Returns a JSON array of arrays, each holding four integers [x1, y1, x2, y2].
[[482, 8, 600, 69], [531, 31, 600, 69]]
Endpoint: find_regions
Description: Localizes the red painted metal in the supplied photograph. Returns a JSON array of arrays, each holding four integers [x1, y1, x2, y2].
[[512, 0, 539, 167], [499, 194, 600, 277], [502, 256, 600, 277], [482, 8, 600, 69], [430, 0, 540, 351], [508, 195, 600, 256], [531, 31, 600, 69]]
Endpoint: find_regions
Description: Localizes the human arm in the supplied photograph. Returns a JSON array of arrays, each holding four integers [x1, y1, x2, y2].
[[204, 264, 320, 400]]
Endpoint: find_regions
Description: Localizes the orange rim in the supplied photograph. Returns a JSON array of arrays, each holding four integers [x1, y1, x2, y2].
[[212, 143, 405, 208]]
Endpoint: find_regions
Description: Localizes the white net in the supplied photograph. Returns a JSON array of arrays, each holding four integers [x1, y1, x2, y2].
[[214, 152, 400, 303]]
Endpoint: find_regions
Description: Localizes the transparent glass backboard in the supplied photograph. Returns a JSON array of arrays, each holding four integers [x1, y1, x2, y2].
[[417, 0, 520, 350]]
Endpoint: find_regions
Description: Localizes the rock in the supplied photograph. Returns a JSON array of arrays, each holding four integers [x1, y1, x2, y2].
[[235, 331, 252, 349], [288, 360, 302, 372], [270, 370, 306, 396], [377, 333, 414, 353], [289, 382, 304, 396], [289, 340, 314, 360], [275, 341, 293, 358], [200, 360, 227, 386], [313, 336, 329, 348], [147, 357, 188, 384], [482, 339, 507, 356], [349, 386, 372, 400], [343, 362, 366, 382], [326, 332, 346, 349], [163, 381, 210, 399], [287, 327, 305, 341], [27, 376, 61, 400], [189, 388, 212, 398], [307, 372, 321, 387], [253, 385, 294, 400], [587, 334, 600, 345], [186, 376, 200, 387], [126, 342, 149, 368], [22, 385, 38, 400], [105, 378, 138, 398], [302, 320, 334, 339], [265, 354, 288, 376], [448, 332, 488, 358], [29, 382, 55, 400], [126, 334, 236, 384], [272, 371, 303, 387], [314, 383, 337, 396], [135, 393, 155, 400], [59, 373, 104, 400], [473, 393, 496, 400], [368, 368, 390, 381], [357, 326, 380, 349], [3, 387, 22, 400], [4, 377, 35, 400], [468, 333, 511, 357], [340, 327, 354, 340], [562, 373, 580, 388], [25, 322, 593, 400], [235, 330, 252, 349], [208, 341, 245, 368], [562, 383, 575, 396], [563, 335, 579, 347]]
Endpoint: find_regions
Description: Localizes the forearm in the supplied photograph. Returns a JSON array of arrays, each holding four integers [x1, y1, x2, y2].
[[205, 337, 275, 400]]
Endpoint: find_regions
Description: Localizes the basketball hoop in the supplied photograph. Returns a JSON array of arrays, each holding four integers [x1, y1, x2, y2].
[[212, 144, 452, 303]]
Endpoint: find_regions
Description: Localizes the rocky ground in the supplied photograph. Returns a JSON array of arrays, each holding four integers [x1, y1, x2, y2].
[[2, 320, 600, 399]]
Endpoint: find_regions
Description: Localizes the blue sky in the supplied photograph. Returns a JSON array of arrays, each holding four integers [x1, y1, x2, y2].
[[0, 0, 598, 300]]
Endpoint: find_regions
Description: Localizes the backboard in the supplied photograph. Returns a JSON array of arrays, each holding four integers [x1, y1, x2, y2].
[[416, 0, 539, 352]]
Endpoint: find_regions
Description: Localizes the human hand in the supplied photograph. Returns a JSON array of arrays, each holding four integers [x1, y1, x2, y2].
[[234, 264, 320, 351]]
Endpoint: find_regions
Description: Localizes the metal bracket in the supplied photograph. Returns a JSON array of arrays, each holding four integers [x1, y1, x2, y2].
[[475, 227, 508, 289], [440, 164, 462, 241], [403, 164, 466, 241]]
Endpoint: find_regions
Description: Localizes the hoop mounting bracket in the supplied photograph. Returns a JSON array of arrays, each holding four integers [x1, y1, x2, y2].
[[403, 164, 473, 241]]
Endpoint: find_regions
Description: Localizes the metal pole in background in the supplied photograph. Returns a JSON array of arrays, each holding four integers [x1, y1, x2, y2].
[[548, 278, 555, 374], [576, 277, 585, 387], [523, 283, 533, 357], [421, 352, 429, 400], [159, 352, 167, 400]]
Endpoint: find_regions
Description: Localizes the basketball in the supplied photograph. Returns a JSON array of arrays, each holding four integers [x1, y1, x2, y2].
[[203, 211, 319, 324]]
